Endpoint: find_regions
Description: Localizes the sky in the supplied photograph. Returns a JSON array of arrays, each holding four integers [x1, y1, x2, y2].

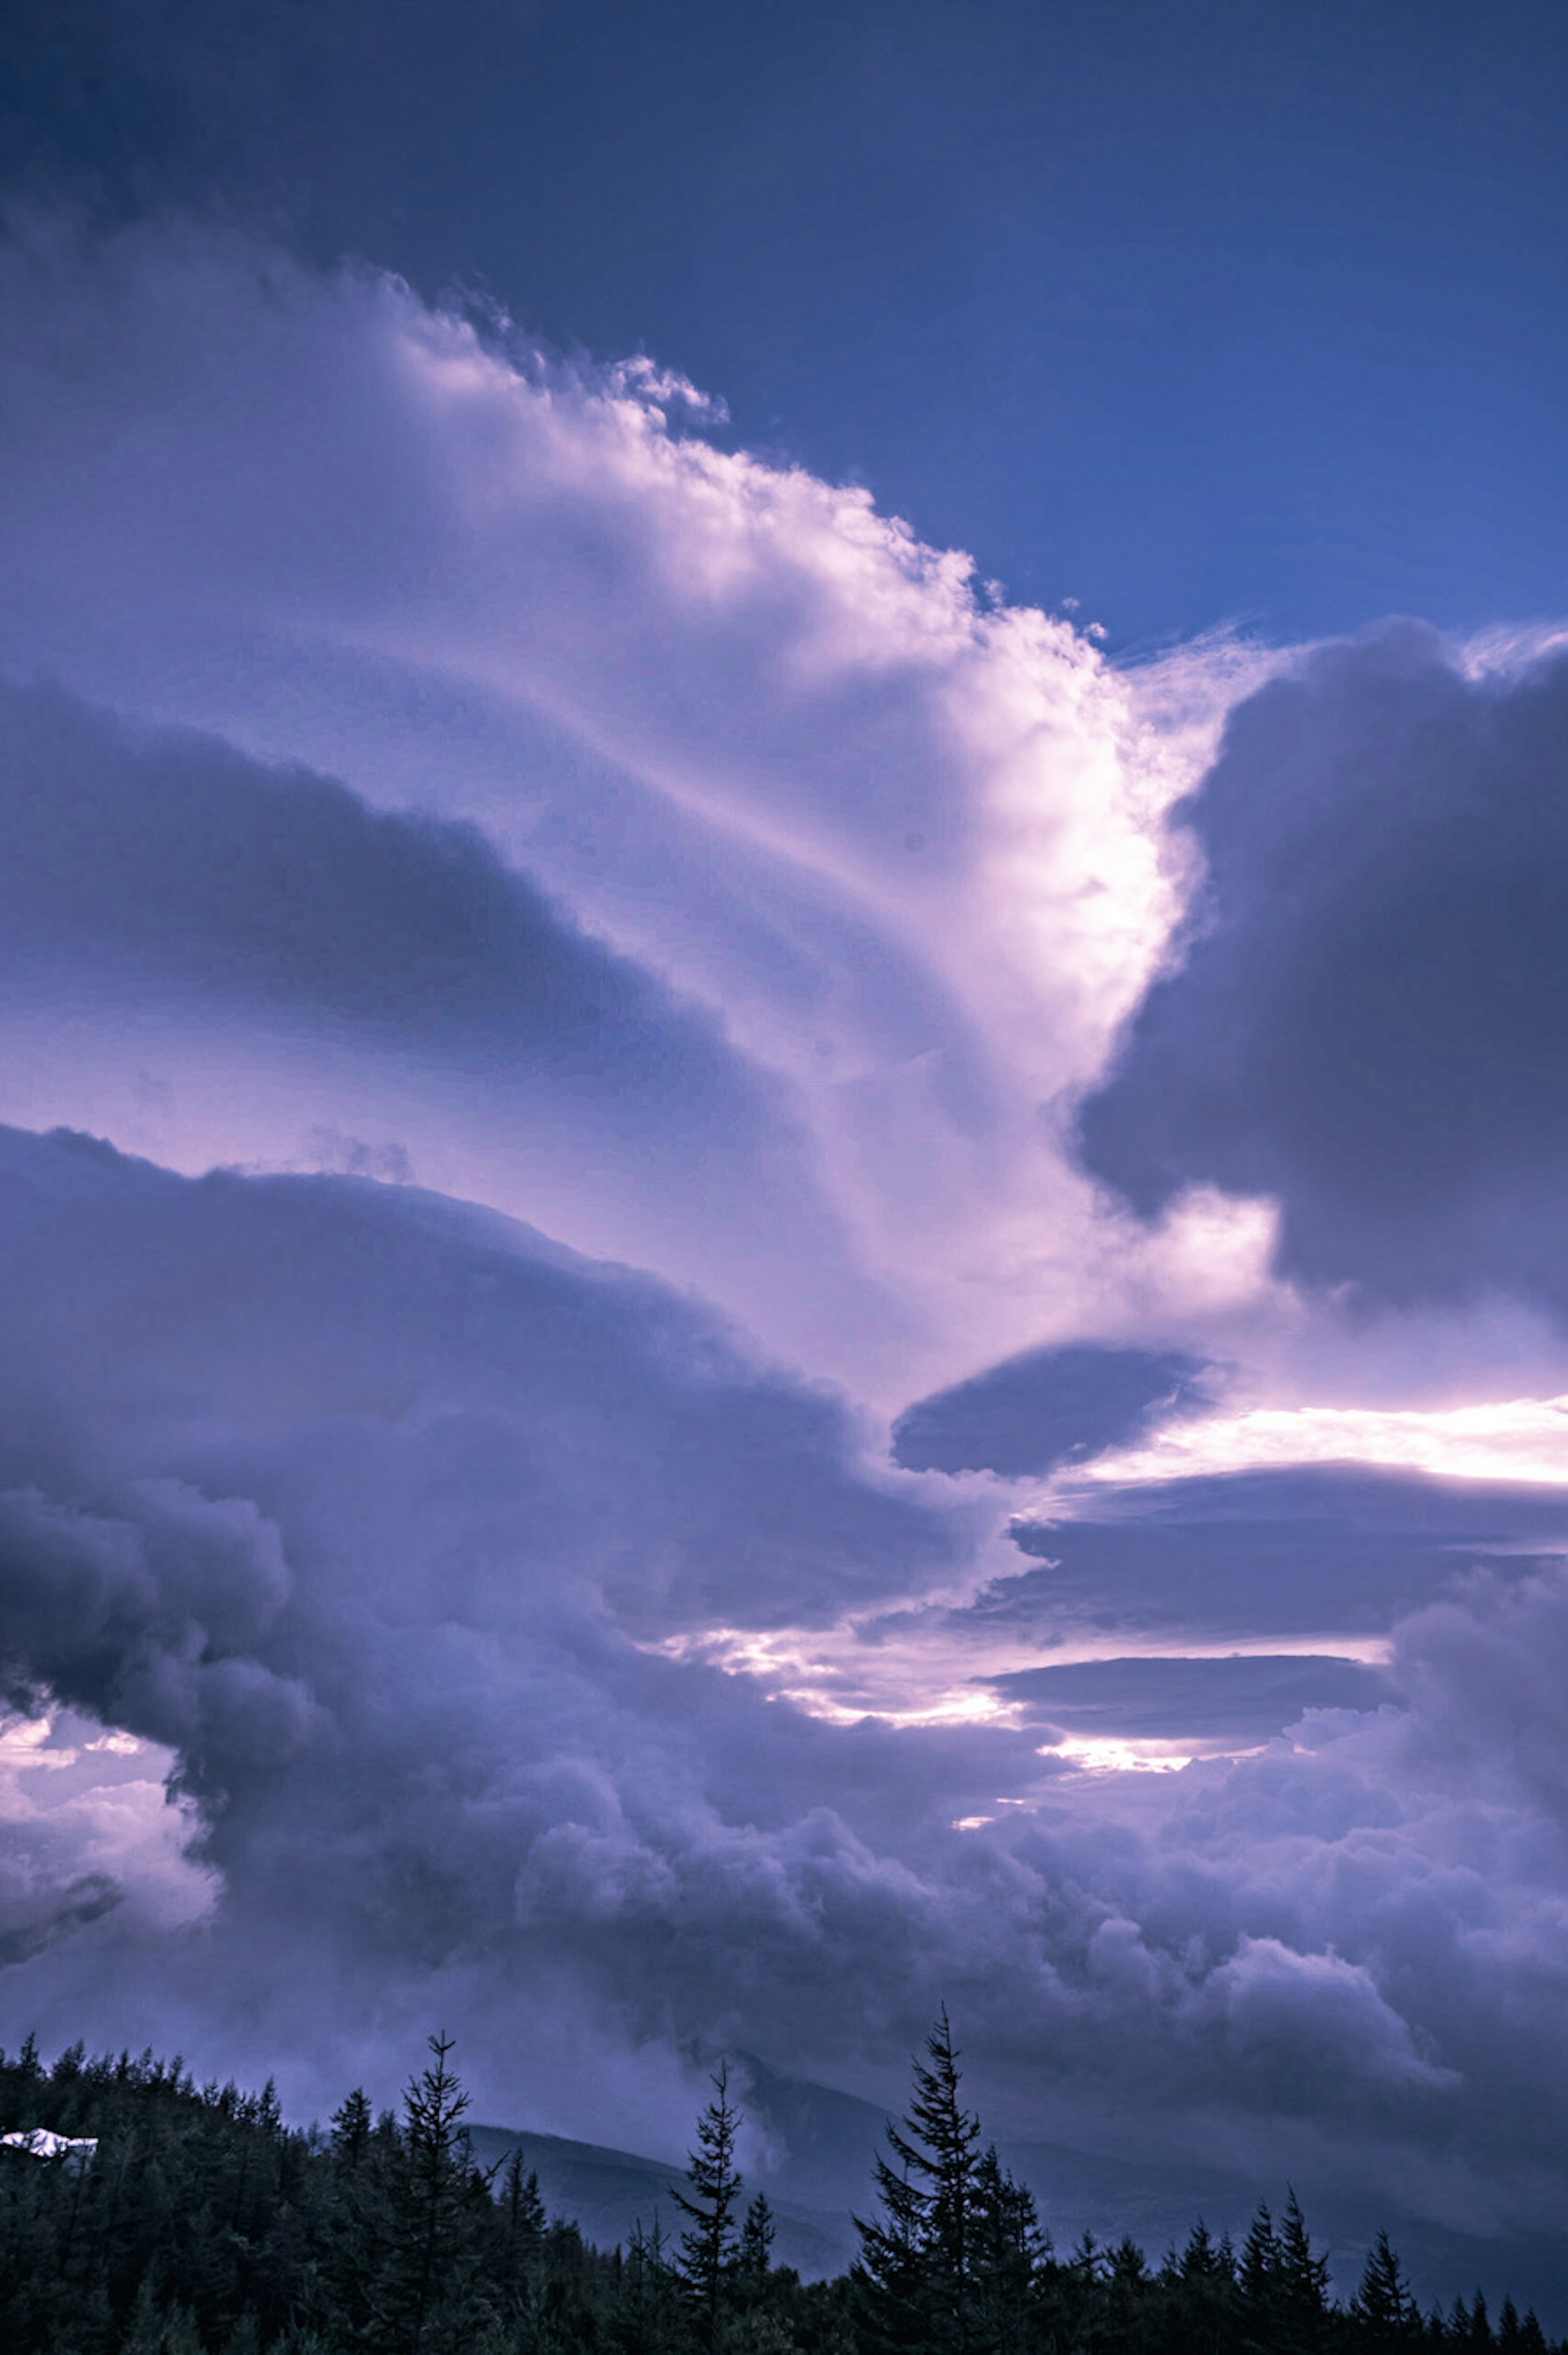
[[0, 0, 1565, 2315]]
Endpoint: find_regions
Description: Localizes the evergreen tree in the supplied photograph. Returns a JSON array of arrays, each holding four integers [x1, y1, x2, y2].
[[331, 2086, 374, 2170], [969, 2145, 1043, 2355], [1241, 2201, 1281, 2308], [360, 2030, 494, 2355], [854, 2009, 1020, 2355], [853, 2126, 931, 2354], [501, 2145, 547, 2265], [1351, 2230, 1420, 2344], [1161, 2217, 1240, 2355], [612, 2215, 687, 2355], [1254, 2188, 1332, 2355], [1463, 2292, 1497, 2349], [741, 2191, 777, 2282], [673, 2063, 746, 2351]]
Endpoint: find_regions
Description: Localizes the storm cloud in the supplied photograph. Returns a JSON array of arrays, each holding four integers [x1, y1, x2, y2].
[[1078, 624, 1568, 1314], [0, 1124, 1563, 2263], [0, 207, 1561, 2306]]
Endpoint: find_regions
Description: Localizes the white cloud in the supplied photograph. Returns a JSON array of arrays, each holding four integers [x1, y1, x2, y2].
[[0, 212, 1269, 1400], [0, 1706, 214, 1963]]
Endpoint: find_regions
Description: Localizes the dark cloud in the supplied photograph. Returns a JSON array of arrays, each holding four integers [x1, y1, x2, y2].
[[992, 1463, 1568, 1645], [1077, 626, 1568, 1314], [0, 676, 904, 1366], [0, 1117, 1019, 2105], [0, 678, 767, 1139], [0, 1122, 967, 1643], [891, 1343, 1212, 1476], [988, 1652, 1395, 1742], [0, 1125, 1564, 2257]]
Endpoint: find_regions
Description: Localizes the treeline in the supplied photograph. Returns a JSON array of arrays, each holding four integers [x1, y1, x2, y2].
[[0, 2015, 1559, 2355]]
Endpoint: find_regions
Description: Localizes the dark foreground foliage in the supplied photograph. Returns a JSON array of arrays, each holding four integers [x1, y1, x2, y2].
[[0, 2017, 1559, 2355]]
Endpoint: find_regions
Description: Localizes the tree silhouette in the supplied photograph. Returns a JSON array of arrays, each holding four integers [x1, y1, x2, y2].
[[672, 2062, 745, 2351], [855, 2007, 1040, 2355], [1350, 2228, 1421, 2344], [360, 2031, 494, 2355]]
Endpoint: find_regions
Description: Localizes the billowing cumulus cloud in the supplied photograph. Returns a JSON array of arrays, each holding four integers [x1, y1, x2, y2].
[[0, 1124, 1564, 2275], [1078, 623, 1568, 1317]]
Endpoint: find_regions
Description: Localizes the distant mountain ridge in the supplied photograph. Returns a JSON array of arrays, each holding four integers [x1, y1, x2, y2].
[[473, 2054, 1568, 2325], [464, 2119, 858, 2280]]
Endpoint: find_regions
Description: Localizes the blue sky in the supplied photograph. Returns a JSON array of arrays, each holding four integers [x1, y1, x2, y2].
[[7, 0, 1567, 643], [0, 0, 1565, 2317]]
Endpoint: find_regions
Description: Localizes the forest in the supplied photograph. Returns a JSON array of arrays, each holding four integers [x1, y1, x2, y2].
[[0, 2016, 1559, 2355]]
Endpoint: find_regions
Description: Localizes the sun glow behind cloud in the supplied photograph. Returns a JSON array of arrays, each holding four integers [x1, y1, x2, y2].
[[1073, 1394, 1568, 1491]]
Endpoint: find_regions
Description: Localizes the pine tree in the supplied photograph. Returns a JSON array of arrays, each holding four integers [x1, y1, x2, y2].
[[612, 2214, 687, 2355], [501, 2146, 546, 2252], [854, 2127, 933, 2353], [740, 2191, 776, 2282], [1241, 2201, 1280, 2308], [1464, 2291, 1496, 2349], [969, 2145, 1043, 2355], [1350, 2230, 1420, 2344], [360, 2030, 494, 2355], [497, 2143, 547, 2321], [331, 2087, 374, 2170], [1273, 2190, 1333, 2355], [672, 2063, 746, 2352], [853, 2009, 999, 2355], [1163, 2217, 1239, 2355]]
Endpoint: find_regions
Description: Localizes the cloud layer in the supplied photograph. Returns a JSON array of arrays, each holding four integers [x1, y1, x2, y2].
[[0, 212, 1563, 2293]]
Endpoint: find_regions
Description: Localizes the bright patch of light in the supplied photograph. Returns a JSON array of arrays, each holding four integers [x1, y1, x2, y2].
[[1044, 1737, 1196, 1776], [1077, 1394, 1568, 1490], [0, 1704, 217, 1935], [649, 1626, 1027, 1730]]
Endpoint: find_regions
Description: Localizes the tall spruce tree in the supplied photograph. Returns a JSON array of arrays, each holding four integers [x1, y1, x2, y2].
[[360, 2031, 494, 2355], [1350, 2229, 1420, 2344], [853, 2008, 1033, 2355], [1163, 2217, 1240, 2355], [969, 2145, 1043, 2355], [673, 2063, 746, 2352], [1273, 2189, 1334, 2355]]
